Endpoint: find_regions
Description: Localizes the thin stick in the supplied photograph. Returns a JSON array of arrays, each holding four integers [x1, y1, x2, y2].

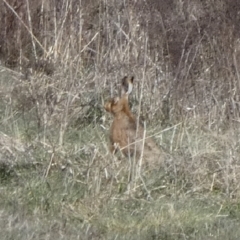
[[44, 151, 55, 178]]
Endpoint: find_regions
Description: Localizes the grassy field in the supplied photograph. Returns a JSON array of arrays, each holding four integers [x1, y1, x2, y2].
[[1, 67, 240, 240], [1, 0, 240, 239]]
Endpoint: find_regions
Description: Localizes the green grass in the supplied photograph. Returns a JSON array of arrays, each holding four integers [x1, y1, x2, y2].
[[1, 169, 240, 240], [1, 68, 240, 239], [0, 124, 240, 240]]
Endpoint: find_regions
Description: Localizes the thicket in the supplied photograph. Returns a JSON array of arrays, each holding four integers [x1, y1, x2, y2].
[[1, 0, 240, 239], [1, 0, 240, 126]]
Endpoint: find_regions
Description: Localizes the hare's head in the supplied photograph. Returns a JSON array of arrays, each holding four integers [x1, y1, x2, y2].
[[104, 76, 134, 115], [104, 97, 121, 114]]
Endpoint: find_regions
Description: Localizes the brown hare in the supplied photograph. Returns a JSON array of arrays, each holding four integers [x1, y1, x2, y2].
[[104, 76, 162, 166]]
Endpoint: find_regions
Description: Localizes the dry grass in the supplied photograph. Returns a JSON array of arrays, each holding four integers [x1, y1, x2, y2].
[[0, 0, 240, 239]]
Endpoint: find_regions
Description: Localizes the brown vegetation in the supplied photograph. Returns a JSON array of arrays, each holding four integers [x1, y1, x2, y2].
[[1, 0, 240, 239]]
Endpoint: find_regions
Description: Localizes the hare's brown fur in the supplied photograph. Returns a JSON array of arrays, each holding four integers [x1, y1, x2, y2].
[[105, 76, 162, 165]]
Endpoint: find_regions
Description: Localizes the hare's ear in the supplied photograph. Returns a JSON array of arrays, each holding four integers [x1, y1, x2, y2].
[[121, 76, 134, 96], [126, 77, 133, 94], [121, 76, 128, 95], [129, 76, 134, 84]]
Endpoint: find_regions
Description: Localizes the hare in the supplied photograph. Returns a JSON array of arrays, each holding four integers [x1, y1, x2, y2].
[[104, 76, 162, 166]]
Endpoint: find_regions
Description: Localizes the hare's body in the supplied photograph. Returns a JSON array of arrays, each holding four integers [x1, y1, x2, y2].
[[107, 97, 137, 156], [105, 76, 162, 165]]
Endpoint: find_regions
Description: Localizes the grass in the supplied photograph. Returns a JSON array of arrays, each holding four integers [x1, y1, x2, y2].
[[1, 0, 240, 238], [1, 171, 240, 240], [1, 67, 240, 239]]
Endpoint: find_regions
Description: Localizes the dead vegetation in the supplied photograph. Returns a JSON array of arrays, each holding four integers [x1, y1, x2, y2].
[[0, 0, 240, 239]]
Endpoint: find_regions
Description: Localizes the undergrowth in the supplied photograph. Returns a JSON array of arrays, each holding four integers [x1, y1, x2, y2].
[[1, 0, 240, 239]]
